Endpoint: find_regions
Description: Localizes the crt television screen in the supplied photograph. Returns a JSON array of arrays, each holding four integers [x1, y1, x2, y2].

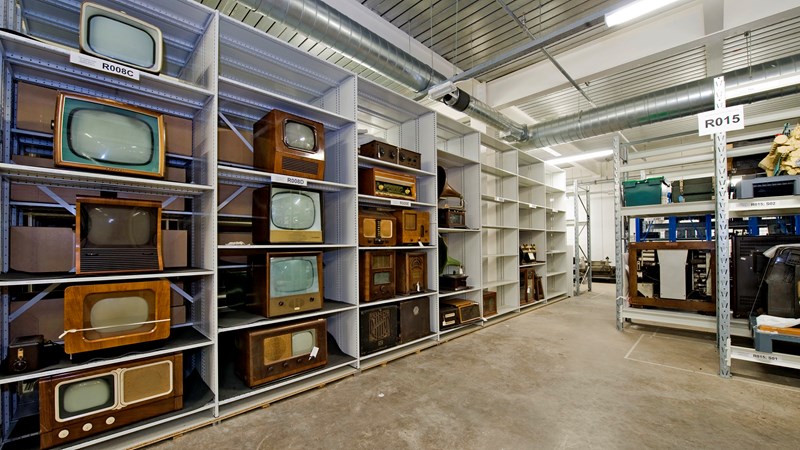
[[270, 256, 318, 296], [86, 291, 154, 338], [82, 204, 156, 247], [57, 375, 115, 421], [80, 2, 163, 72], [270, 190, 319, 231], [55, 93, 165, 178], [284, 120, 316, 152]]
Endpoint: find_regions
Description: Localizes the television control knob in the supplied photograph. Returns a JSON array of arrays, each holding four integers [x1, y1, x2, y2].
[[309, 297, 315, 302], [106, 417, 115, 425], [378, 148, 384, 156], [267, 366, 274, 372], [390, 151, 396, 158], [282, 362, 289, 368], [400, 154, 406, 161], [58, 430, 69, 439], [279, 301, 285, 306], [82, 423, 93, 432], [296, 358, 304, 363]]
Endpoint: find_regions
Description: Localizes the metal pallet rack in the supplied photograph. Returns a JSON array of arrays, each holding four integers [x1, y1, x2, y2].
[[571, 181, 591, 295]]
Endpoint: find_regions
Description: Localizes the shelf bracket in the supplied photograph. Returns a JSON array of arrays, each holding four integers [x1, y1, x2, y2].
[[37, 185, 75, 215], [8, 282, 58, 322], [162, 196, 178, 208], [217, 185, 247, 212], [218, 112, 253, 153], [169, 281, 195, 303]]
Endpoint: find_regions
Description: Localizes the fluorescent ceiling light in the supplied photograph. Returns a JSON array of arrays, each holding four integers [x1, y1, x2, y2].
[[726, 73, 800, 99], [542, 146, 561, 157], [547, 149, 613, 165], [605, 0, 682, 27]]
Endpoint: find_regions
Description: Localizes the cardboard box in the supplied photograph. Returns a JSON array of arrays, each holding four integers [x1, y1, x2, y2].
[[218, 127, 254, 166], [163, 229, 189, 268], [16, 82, 57, 133], [164, 115, 193, 156], [217, 184, 254, 216], [171, 305, 187, 325], [10, 297, 64, 343], [10, 227, 74, 273]]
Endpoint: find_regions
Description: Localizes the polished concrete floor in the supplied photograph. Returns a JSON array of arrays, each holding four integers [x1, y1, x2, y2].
[[151, 283, 800, 449]]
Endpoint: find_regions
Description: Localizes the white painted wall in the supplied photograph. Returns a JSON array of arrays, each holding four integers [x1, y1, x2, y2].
[[566, 183, 618, 267]]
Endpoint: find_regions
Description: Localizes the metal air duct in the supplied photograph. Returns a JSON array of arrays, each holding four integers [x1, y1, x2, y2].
[[237, 0, 529, 141]]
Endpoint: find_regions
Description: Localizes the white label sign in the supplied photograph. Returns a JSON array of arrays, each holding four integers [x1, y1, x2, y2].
[[271, 174, 307, 187], [748, 351, 781, 363], [70, 52, 140, 80], [390, 199, 411, 207], [697, 105, 744, 136]]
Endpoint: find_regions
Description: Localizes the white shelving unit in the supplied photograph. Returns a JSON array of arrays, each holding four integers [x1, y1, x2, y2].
[[0, 1, 574, 447]]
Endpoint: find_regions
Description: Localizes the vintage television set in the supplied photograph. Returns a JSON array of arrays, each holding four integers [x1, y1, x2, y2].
[[54, 92, 165, 178], [39, 353, 183, 449], [360, 250, 396, 302], [253, 109, 325, 180], [63, 280, 171, 355], [79, 2, 164, 73], [359, 167, 416, 201], [392, 209, 430, 245], [359, 305, 399, 356], [234, 319, 328, 387], [76, 197, 163, 275], [358, 208, 397, 247], [396, 251, 427, 295], [732, 235, 800, 318], [398, 297, 430, 344], [253, 184, 324, 244], [250, 252, 324, 318]]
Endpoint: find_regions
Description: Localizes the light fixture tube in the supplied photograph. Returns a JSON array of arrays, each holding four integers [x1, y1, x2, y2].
[[547, 149, 613, 165], [726, 73, 800, 99], [605, 0, 682, 27]]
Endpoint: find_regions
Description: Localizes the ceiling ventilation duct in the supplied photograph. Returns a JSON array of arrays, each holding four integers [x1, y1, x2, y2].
[[234, 0, 800, 148]]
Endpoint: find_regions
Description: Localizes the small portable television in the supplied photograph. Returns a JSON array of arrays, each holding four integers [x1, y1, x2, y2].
[[253, 184, 324, 244], [234, 319, 328, 387], [63, 280, 171, 355], [79, 2, 164, 73], [39, 353, 183, 449], [396, 251, 427, 295], [253, 109, 325, 180], [359, 305, 399, 356], [76, 197, 163, 275], [358, 208, 396, 247], [392, 209, 430, 245], [250, 252, 324, 317], [54, 92, 165, 178], [360, 250, 396, 302]]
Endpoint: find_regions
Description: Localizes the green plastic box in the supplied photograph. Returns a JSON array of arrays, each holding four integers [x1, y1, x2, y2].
[[622, 177, 665, 206]]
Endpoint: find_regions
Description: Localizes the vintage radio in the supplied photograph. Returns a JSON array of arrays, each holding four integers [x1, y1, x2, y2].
[[360, 250, 396, 302], [359, 167, 416, 201], [253, 109, 325, 180], [63, 280, 171, 355], [398, 297, 430, 344], [482, 291, 497, 317], [4, 335, 43, 374], [736, 174, 800, 199], [392, 209, 430, 245], [398, 147, 422, 170], [358, 208, 397, 246], [359, 140, 398, 164], [360, 305, 399, 355], [253, 184, 324, 244], [396, 251, 427, 295], [520, 244, 537, 264], [250, 252, 324, 317], [439, 304, 458, 329], [441, 298, 481, 325], [520, 268, 536, 305], [438, 166, 467, 228], [39, 353, 183, 449], [76, 197, 163, 275], [234, 319, 328, 387]]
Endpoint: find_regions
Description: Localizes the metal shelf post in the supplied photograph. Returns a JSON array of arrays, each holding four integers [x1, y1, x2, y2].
[[712, 76, 731, 378]]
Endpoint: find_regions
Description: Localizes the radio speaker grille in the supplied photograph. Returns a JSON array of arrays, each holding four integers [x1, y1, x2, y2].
[[80, 248, 160, 273], [282, 157, 319, 176], [121, 361, 172, 404]]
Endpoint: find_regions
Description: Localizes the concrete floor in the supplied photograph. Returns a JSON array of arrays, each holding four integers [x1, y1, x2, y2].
[[151, 283, 800, 449]]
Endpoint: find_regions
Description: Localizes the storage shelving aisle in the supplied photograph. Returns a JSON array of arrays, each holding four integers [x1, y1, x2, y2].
[[214, 14, 360, 417], [545, 164, 569, 299], [435, 116, 483, 331], [355, 79, 439, 370], [480, 135, 520, 317], [0, 0, 219, 447], [518, 151, 548, 309]]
